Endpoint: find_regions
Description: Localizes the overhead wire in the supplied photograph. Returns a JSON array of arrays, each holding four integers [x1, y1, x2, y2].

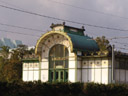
[[0, 22, 46, 33], [117, 42, 128, 45], [0, 2, 128, 51], [47, 0, 128, 20], [115, 47, 128, 50], [108, 36, 128, 40], [0, 1, 46, 34], [0, 29, 41, 37], [0, 0, 25, 10], [1, 4, 128, 32], [111, 43, 128, 48], [111, 41, 128, 45]]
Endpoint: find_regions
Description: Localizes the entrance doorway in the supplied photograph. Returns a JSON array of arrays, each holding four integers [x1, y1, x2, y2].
[[49, 70, 68, 82], [49, 44, 69, 83]]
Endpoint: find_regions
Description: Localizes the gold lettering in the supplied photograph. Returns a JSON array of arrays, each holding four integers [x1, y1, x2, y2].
[[51, 57, 69, 61]]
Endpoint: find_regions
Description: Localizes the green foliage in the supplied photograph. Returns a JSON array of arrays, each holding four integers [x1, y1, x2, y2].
[[3, 60, 22, 82], [0, 46, 10, 82], [0, 81, 84, 96], [0, 45, 33, 82], [84, 83, 128, 96], [0, 82, 128, 96], [0, 46, 10, 59], [96, 36, 110, 51]]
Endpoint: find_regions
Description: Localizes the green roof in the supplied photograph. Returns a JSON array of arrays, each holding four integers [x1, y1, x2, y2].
[[67, 33, 99, 52]]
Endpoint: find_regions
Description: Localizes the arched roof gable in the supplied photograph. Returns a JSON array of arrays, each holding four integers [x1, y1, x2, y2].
[[35, 31, 73, 55]]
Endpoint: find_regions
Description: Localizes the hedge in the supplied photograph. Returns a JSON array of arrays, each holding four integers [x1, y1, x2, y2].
[[0, 81, 128, 96]]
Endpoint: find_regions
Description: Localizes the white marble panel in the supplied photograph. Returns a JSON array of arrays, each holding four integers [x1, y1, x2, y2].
[[77, 69, 81, 82], [69, 60, 76, 68], [102, 60, 108, 68], [23, 63, 29, 70], [77, 60, 82, 68], [28, 71, 33, 81], [115, 69, 119, 82], [23, 71, 28, 81], [89, 60, 94, 68], [95, 69, 101, 83], [82, 60, 89, 68], [95, 60, 102, 68], [120, 69, 125, 82], [69, 69, 76, 82], [82, 69, 88, 82], [28, 63, 33, 70], [88, 69, 95, 82], [126, 70, 128, 82], [41, 61, 48, 69], [108, 68, 112, 83], [41, 70, 48, 82], [33, 71, 39, 81], [33, 63, 39, 70], [102, 69, 108, 84]]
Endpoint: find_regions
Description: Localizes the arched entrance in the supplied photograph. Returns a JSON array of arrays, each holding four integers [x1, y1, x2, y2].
[[49, 44, 69, 82]]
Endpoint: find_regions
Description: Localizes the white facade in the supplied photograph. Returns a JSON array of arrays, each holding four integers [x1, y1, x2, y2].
[[23, 62, 39, 81], [22, 54, 128, 84], [22, 32, 111, 84], [22, 24, 128, 84], [77, 58, 112, 84], [23, 57, 113, 84]]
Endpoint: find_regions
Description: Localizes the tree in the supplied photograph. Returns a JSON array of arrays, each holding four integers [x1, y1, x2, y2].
[[0, 45, 28, 82], [17, 44, 28, 59], [0, 46, 10, 81], [0, 44, 35, 82], [0, 46, 10, 59], [3, 57, 22, 82], [3, 45, 27, 82], [96, 36, 110, 51], [0, 56, 7, 81]]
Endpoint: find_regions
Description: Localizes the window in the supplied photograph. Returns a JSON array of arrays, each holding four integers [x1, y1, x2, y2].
[[49, 44, 69, 69], [66, 71, 68, 80]]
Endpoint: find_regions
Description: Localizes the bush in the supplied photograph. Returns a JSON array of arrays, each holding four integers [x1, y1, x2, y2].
[[84, 83, 128, 96], [1, 81, 128, 96]]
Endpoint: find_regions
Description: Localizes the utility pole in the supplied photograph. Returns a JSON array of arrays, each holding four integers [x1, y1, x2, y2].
[[112, 45, 115, 83]]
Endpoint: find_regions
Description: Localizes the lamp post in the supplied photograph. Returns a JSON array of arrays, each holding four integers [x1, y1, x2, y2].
[[112, 45, 115, 83]]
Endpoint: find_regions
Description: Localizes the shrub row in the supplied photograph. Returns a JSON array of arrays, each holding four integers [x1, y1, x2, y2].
[[0, 81, 128, 96], [84, 83, 128, 96]]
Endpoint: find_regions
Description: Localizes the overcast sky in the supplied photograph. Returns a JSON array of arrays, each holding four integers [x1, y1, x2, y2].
[[0, 0, 128, 52]]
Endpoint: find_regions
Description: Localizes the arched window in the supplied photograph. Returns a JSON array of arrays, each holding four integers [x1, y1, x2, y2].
[[49, 44, 69, 69]]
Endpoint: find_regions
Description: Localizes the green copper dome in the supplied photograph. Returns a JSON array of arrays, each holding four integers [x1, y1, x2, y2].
[[67, 33, 99, 52]]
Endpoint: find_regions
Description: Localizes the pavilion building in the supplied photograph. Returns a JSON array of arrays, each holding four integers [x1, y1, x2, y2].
[[22, 23, 128, 84]]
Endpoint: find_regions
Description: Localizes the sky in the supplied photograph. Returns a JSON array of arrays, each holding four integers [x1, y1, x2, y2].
[[0, 0, 128, 52]]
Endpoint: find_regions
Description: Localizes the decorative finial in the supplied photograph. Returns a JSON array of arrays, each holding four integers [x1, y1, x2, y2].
[[51, 23, 54, 26], [82, 26, 85, 31], [63, 22, 65, 25]]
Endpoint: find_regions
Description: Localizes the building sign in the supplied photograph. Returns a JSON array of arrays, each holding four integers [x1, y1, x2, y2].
[[52, 57, 68, 61]]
